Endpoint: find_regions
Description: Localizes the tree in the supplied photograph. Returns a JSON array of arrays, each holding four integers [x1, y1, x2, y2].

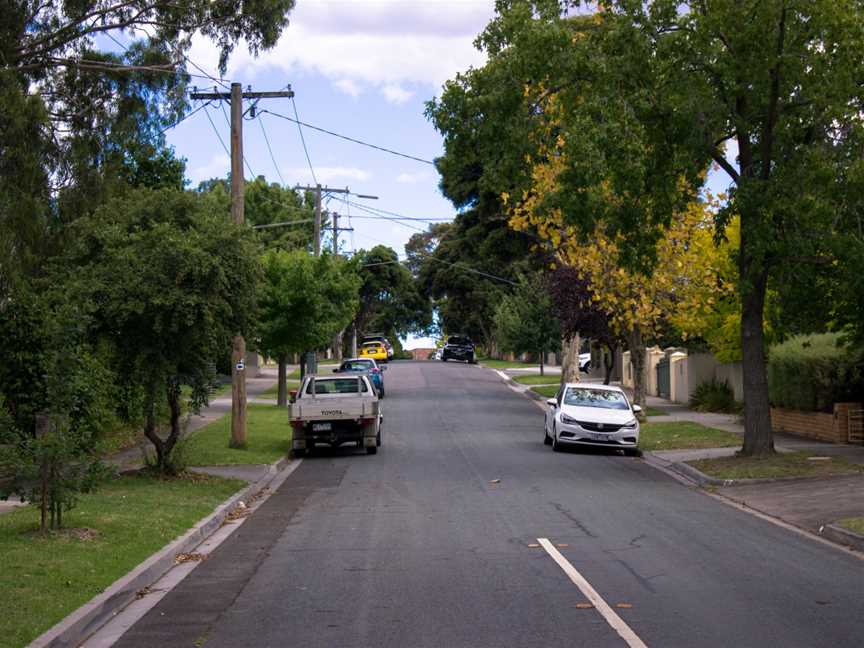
[[590, 0, 864, 455], [548, 265, 622, 384], [63, 187, 259, 472], [258, 250, 360, 406], [351, 246, 432, 342], [493, 274, 560, 376]]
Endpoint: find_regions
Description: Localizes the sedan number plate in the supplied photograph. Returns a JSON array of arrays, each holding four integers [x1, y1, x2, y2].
[[312, 423, 332, 432], [587, 432, 607, 441]]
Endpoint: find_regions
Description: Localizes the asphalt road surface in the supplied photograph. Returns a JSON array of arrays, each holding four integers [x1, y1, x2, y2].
[[114, 361, 864, 648]]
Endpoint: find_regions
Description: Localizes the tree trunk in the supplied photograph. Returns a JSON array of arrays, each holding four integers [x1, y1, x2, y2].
[[164, 380, 183, 472], [628, 327, 646, 410], [739, 249, 775, 457], [603, 344, 615, 385], [277, 355, 288, 406], [539, 349, 544, 376], [560, 333, 581, 384], [143, 386, 166, 471]]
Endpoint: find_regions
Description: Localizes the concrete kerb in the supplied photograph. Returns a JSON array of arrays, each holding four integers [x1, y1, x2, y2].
[[658, 455, 864, 488], [28, 455, 297, 648], [491, 369, 548, 403], [820, 524, 864, 552]]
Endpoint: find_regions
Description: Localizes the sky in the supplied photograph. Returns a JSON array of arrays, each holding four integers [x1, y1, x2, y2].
[[156, 0, 735, 349], [165, 0, 497, 266]]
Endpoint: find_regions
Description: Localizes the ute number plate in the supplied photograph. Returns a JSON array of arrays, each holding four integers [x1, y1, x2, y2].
[[312, 423, 332, 432]]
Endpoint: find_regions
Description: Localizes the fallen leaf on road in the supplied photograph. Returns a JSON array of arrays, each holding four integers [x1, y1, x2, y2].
[[575, 603, 594, 609], [815, 600, 830, 605], [175, 552, 208, 564], [489, 479, 501, 484], [527, 543, 540, 548], [557, 543, 569, 548], [616, 603, 633, 609]]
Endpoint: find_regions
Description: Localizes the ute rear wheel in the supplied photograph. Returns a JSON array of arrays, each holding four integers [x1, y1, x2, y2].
[[367, 445, 378, 455]]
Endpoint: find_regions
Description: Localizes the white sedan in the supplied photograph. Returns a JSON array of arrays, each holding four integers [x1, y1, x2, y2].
[[544, 383, 641, 455]]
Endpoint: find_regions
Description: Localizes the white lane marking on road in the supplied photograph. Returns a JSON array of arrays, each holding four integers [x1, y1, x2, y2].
[[537, 538, 648, 648]]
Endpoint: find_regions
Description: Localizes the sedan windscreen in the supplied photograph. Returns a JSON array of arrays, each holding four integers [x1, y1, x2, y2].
[[448, 337, 472, 346], [563, 388, 629, 410]]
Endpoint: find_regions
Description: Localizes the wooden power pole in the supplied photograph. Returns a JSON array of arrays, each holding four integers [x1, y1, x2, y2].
[[190, 82, 294, 448]]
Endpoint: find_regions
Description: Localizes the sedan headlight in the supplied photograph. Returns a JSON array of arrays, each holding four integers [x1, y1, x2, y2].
[[560, 413, 579, 425], [622, 418, 638, 428]]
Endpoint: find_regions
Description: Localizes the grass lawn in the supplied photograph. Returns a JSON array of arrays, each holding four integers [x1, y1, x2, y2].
[[645, 408, 668, 417], [639, 421, 742, 451], [261, 379, 301, 398], [513, 374, 560, 386], [480, 357, 542, 370], [0, 472, 242, 648], [688, 452, 864, 481], [183, 404, 291, 466], [837, 517, 864, 535], [531, 385, 560, 399]]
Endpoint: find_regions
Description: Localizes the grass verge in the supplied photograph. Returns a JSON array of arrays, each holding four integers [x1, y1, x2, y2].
[[261, 379, 301, 398], [480, 357, 543, 370], [513, 374, 560, 386], [645, 408, 668, 417], [688, 452, 864, 480], [639, 421, 741, 451], [530, 385, 560, 399], [0, 472, 243, 648], [184, 404, 291, 466], [837, 517, 864, 535]]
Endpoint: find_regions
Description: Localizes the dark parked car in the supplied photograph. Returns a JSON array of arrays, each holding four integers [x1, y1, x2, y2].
[[442, 336, 475, 363]]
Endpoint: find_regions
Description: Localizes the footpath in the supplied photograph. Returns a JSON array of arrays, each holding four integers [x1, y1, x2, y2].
[[644, 396, 864, 549]]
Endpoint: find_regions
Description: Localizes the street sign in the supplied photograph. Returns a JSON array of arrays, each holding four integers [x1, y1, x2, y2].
[[236, 360, 245, 371]]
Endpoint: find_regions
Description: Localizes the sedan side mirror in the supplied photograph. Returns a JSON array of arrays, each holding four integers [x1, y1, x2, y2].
[[632, 404, 643, 414], [546, 398, 557, 408]]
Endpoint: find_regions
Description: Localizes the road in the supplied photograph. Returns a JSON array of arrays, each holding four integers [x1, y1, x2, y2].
[[114, 361, 864, 648]]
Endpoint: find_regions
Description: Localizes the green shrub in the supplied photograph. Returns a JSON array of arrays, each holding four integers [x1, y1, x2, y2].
[[689, 379, 741, 413], [768, 333, 864, 412]]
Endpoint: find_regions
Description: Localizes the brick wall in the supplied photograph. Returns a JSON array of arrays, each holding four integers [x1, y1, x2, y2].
[[770, 402, 862, 444]]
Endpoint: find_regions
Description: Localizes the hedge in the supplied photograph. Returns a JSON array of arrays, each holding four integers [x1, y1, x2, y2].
[[767, 333, 863, 412]]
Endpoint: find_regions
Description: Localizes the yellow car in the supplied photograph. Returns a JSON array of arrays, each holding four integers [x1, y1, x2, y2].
[[359, 342, 388, 362]]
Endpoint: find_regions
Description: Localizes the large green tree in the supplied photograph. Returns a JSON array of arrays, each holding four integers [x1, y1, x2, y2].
[[351, 246, 432, 343], [258, 250, 360, 405], [63, 187, 260, 472]]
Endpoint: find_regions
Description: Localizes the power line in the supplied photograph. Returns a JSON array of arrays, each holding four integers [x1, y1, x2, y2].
[[290, 97, 318, 185], [260, 109, 435, 166], [159, 99, 213, 135], [203, 104, 230, 158], [258, 115, 286, 185], [344, 199, 453, 223]]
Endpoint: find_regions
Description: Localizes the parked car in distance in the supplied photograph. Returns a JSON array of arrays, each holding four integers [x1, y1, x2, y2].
[[544, 383, 641, 455], [333, 357, 386, 397], [359, 341, 388, 362], [289, 374, 382, 456], [579, 352, 591, 373], [442, 335, 475, 363], [361, 334, 394, 360]]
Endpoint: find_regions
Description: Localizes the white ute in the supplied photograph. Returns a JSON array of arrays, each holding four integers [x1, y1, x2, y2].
[[289, 374, 382, 456]]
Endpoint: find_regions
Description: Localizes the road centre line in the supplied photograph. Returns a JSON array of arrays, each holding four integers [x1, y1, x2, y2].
[[537, 538, 648, 648]]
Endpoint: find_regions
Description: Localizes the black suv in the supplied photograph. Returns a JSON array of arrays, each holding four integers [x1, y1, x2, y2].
[[442, 336, 475, 363]]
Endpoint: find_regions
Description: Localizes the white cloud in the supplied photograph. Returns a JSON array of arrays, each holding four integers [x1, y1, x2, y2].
[[188, 1, 493, 95], [188, 153, 230, 185], [396, 171, 428, 184], [334, 79, 362, 97], [382, 84, 414, 104]]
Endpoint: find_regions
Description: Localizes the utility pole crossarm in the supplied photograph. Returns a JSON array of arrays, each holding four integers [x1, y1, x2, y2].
[[190, 89, 295, 101]]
